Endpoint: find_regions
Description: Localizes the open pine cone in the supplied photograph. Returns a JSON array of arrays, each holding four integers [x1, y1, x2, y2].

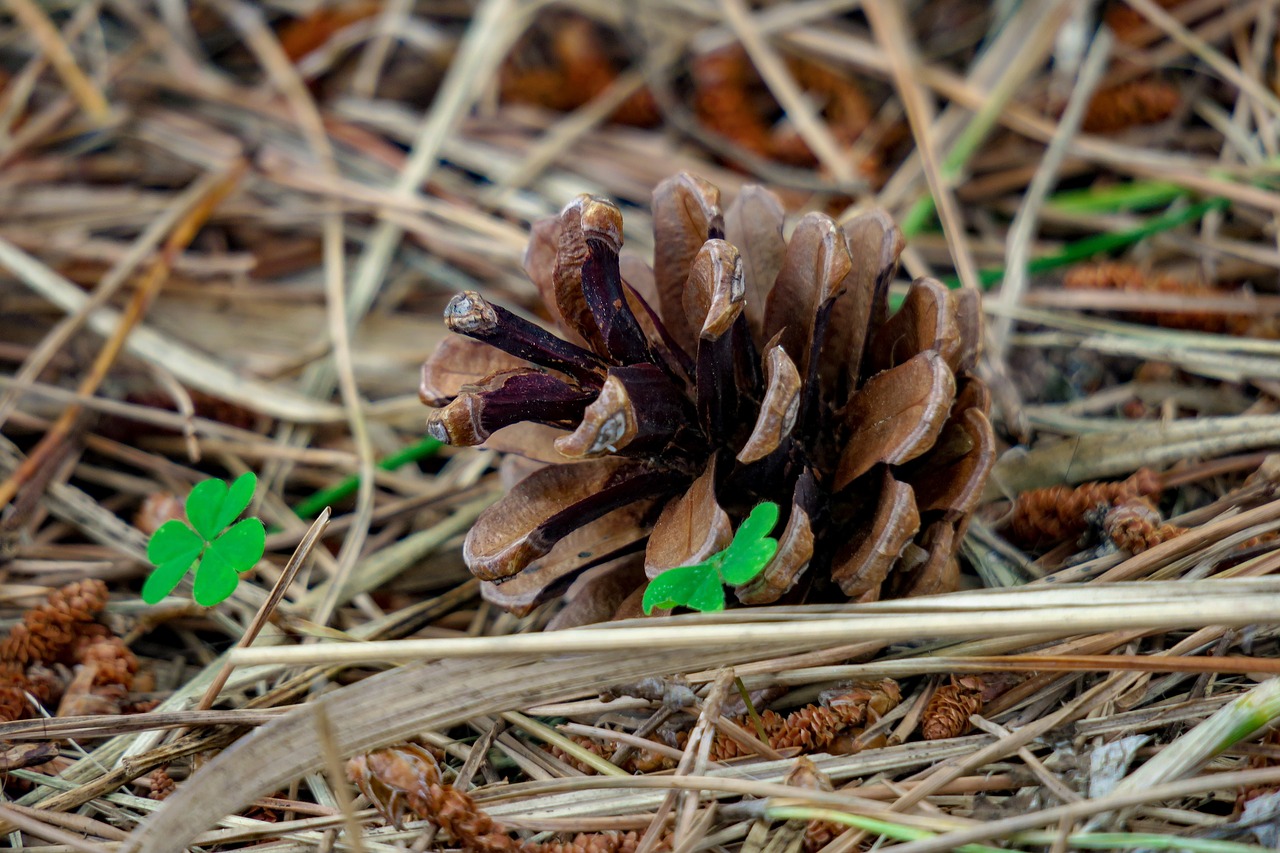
[[420, 173, 994, 619]]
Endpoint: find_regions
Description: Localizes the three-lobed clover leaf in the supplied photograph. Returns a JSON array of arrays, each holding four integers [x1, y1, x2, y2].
[[143, 472, 265, 607], [642, 502, 780, 614]]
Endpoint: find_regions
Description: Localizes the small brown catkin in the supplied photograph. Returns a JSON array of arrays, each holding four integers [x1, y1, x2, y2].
[[1104, 498, 1186, 553], [0, 684, 27, 723], [558, 679, 901, 772], [0, 580, 110, 667], [1082, 79, 1180, 133], [921, 676, 985, 741], [1007, 468, 1162, 547], [1062, 262, 1255, 336], [349, 745, 659, 853], [0, 580, 113, 723], [76, 635, 139, 690]]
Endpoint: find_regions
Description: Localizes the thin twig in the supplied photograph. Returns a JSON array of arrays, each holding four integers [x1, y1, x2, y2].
[[197, 508, 331, 712]]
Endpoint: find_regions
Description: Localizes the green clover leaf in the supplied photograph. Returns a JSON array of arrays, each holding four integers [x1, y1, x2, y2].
[[186, 472, 256, 540], [193, 545, 240, 607], [729, 501, 779, 552], [144, 473, 264, 607], [642, 563, 722, 614], [718, 503, 780, 585], [142, 521, 204, 604], [210, 517, 266, 569], [641, 502, 780, 613]]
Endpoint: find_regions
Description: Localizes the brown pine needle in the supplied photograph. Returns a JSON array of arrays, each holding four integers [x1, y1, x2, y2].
[[955, 654, 1280, 675]]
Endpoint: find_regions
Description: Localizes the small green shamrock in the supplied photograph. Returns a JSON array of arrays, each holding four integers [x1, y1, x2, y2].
[[642, 502, 780, 614], [143, 472, 265, 607]]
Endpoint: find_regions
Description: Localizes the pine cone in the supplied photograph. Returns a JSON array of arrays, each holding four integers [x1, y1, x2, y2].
[[420, 174, 995, 616]]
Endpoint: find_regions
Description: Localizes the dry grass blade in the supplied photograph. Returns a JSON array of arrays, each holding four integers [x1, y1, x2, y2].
[[991, 27, 1112, 357], [231, 581, 1280, 666], [1105, 677, 1280, 807], [864, 0, 980, 292], [4, 0, 110, 123], [124, 646, 811, 852], [719, 0, 857, 185], [0, 803, 113, 853], [0, 236, 345, 421]]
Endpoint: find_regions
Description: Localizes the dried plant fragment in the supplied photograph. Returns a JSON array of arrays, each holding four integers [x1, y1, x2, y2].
[[555, 365, 690, 458], [555, 679, 901, 773], [738, 344, 802, 465], [0, 580, 136, 723], [420, 337, 531, 408], [645, 462, 732, 577], [823, 210, 903, 403], [895, 519, 959, 598], [832, 472, 920, 598], [922, 675, 986, 740], [725, 185, 786, 336], [1082, 79, 1180, 133], [147, 767, 177, 801], [1104, 497, 1186, 553], [1, 580, 109, 668], [904, 407, 996, 519], [428, 370, 597, 445], [464, 459, 676, 582], [1007, 468, 1163, 548], [735, 472, 816, 604], [763, 212, 853, 381], [869, 278, 961, 372], [499, 11, 659, 127], [651, 173, 724, 355], [691, 45, 875, 172], [1063, 261, 1263, 335], [349, 742, 650, 853], [444, 291, 606, 387]]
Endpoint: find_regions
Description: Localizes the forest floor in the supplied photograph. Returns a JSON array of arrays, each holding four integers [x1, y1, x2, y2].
[[6, 2, 1280, 852]]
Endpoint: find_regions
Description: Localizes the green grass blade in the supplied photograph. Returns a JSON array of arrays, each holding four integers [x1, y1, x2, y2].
[[1046, 181, 1189, 215], [899, 196, 1230, 311], [293, 436, 442, 518]]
